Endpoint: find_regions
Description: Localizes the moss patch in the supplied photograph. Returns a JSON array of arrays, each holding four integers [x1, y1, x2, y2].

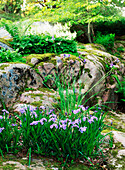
[[0, 38, 12, 47], [26, 53, 55, 66], [0, 64, 9, 70]]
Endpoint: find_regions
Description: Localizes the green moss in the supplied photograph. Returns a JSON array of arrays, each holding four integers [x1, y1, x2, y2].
[[38, 87, 55, 93], [31, 101, 43, 107], [28, 93, 44, 99], [26, 53, 55, 66], [0, 64, 9, 70], [0, 38, 12, 47]]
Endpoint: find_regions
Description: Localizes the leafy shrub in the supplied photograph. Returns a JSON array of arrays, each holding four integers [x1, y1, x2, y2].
[[0, 48, 26, 63], [94, 32, 115, 51], [11, 34, 77, 54]]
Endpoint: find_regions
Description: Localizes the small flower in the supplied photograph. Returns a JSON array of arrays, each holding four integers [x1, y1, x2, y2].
[[30, 121, 39, 126], [111, 121, 113, 126], [94, 110, 98, 113], [19, 108, 25, 114], [116, 58, 119, 63], [72, 109, 80, 114], [0, 116, 3, 119], [91, 116, 98, 121], [98, 107, 101, 110], [9, 115, 11, 118], [2, 109, 9, 114], [49, 118, 57, 122], [65, 112, 67, 116], [83, 59, 86, 64], [0, 127, 4, 133], [51, 35, 55, 40], [32, 112, 37, 118], [59, 124, 67, 130], [78, 56, 81, 59], [72, 124, 79, 128], [20, 124, 22, 127], [39, 118, 47, 125], [48, 109, 54, 115], [79, 126, 87, 133], [40, 106, 46, 110], [83, 117, 87, 121], [99, 127, 101, 130], [12, 123, 17, 126], [49, 114, 57, 118], [88, 119, 93, 124], [110, 63, 114, 68], [85, 106, 89, 110], [50, 124, 58, 129]]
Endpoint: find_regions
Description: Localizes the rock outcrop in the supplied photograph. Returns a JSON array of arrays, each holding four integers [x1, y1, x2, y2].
[[0, 44, 124, 110], [0, 63, 43, 107]]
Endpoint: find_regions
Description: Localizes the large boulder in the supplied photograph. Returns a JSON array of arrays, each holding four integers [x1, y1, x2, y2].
[[0, 63, 43, 107]]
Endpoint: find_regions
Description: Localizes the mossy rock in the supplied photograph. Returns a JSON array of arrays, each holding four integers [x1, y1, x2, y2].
[[0, 64, 10, 70], [26, 53, 55, 66], [0, 38, 13, 48]]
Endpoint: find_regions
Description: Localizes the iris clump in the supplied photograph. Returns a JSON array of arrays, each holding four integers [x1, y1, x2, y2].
[[0, 105, 106, 165]]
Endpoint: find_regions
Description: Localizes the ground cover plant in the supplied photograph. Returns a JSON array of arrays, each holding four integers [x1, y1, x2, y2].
[[0, 48, 26, 63]]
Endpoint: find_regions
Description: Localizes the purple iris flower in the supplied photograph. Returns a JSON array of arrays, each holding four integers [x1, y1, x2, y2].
[[51, 35, 55, 40], [72, 124, 79, 128], [79, 126, 87, 133], [83, 117, 87, 121], [19, 108, 25, 114], [2, 109, 9, 114], [0, 127, 4, 133], [110, 63, 114, 68], [59, 124, 67, 130], [12, 124, 17, 126], [72, 109, 80, 114], [49, 118, 57, 122], [83, 59, 86, 64], [88, 119, 93, 124], [49, 114, 57, 118], [39, 106, 46, 110], [0, 116, 3, 119], [116, 58, 119, 63], [39, 118, 47, 125], [50, 123, 58, 129], [85, 106, 89, 110], [30, 121, 39, 126]]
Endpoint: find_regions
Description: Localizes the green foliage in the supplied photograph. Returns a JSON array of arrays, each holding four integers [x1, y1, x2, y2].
[[0, 48, 26, 63], [94, 16, 125, 36], [94, 32, 115, 51], [0, 0, 23, 14], [114, 75, 125, 102], [11, 34, 77, 54]]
